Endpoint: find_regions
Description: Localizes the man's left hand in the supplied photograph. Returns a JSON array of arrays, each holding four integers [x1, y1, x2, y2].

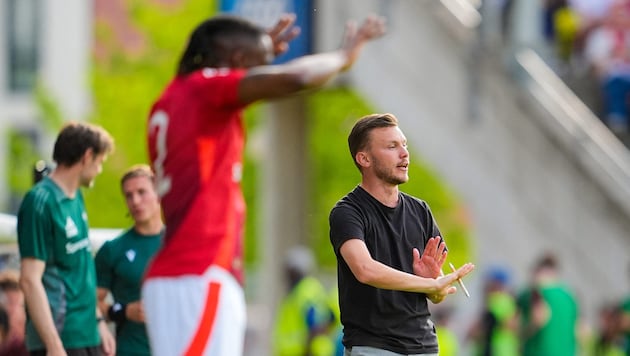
[[413, 236, 447, 278]]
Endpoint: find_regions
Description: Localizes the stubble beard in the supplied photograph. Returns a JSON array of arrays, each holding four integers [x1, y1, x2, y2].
[[374, 162, 408, 186]]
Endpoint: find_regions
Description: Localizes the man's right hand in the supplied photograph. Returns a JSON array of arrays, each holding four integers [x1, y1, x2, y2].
[[125, 301, 145, 323]]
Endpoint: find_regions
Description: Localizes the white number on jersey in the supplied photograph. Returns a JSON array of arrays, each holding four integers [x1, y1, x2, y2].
[[148, 110, 172, 197]]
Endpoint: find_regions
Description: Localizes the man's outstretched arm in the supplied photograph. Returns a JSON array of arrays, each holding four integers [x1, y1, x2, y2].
[[238, 15, 387, 104]]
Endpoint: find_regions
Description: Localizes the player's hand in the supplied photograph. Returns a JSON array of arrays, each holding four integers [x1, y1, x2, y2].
[[531, 296, 550, 328], [125, 301, 145, 323], [413, 237, 447, 278], [340, 15, 386, 70], [268, 13, 301, 57], [98, 319, 116, 356], [45, 345, 68, 356]]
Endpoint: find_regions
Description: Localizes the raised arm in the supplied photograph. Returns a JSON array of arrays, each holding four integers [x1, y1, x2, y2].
[[266, 13, 301, 57], [237, 15, 386, 104], [339, 239, 474, 295]]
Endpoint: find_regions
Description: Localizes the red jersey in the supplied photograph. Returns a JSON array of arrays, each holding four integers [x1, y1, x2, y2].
[[146, 68, 248, 282]]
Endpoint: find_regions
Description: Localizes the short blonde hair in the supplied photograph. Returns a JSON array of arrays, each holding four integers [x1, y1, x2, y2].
[[120, 164, 155, 188]]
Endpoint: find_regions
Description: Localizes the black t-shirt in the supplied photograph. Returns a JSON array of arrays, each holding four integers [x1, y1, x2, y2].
[[329, 186, 442, 354]]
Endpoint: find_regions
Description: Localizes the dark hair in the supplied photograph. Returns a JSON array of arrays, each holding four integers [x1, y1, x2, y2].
[[534, 251, 558, 272], [52, 122, 114, 167], [121, 164, 155, 188], [348, 113, 399, 169], [0, 269, 19, 292], [177, 15, 265, 76]]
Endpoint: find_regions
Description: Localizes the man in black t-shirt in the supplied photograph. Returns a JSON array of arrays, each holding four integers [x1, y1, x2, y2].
[[329, 113, 474, 355]]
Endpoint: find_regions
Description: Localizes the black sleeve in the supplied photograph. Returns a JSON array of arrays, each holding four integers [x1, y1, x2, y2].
[[329, 203, 365, 255]]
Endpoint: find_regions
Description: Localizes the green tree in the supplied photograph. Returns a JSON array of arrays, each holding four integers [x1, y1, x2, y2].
[[5, 85, 65, 213]]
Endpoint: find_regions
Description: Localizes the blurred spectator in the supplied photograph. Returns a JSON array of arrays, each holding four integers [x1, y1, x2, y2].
[[543, 0, 580, 62], [516, 252, 579, 356], [620, 263, 630, 355], [466, 266, 519, 356], [583, 0, 630, 135], [0, 270, 27, 356], [568, 0, 616, 55], [327, 287, 344, 356], [0, 305, 27, 356], [589, 302, 625, 356], [272, 245, 336, 356], [569, 0, 617, 28], [433, 305, 460, 356]]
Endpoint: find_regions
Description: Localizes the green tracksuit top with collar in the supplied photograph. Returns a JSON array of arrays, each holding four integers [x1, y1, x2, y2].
[[95, 228, 162, 356], [17, 176, 100, 350]]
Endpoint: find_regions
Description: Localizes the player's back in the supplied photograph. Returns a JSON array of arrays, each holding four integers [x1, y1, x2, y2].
[[146, 68, 248, 278]]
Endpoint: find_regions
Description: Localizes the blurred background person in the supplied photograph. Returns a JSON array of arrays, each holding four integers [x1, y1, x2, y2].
[[620, 262, 630, 355], [466, 266, 519, 356], [432, 305, 459, 356], [516, 252, 579, 356], [0, 269, 26, 356], [272, 245, 336, 356], [543, 0, 580, 63], [569, 0, 618, 38], [588, 302, 625, 356], [583, 0, 630, 135], [0, 305, 27, 356], [95, 164, 163, 356]]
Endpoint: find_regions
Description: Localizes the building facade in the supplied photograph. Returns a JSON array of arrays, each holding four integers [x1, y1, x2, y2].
[[0, 0, 93, 212]]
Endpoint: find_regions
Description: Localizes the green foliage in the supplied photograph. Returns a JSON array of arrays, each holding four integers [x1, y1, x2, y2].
[[241, 104, 263, 265], [6, 129, 40, 202], [5, 85, 62, 213], [306, 88, 473, 270], [86, 0, 217, 228], [34, 84, 64, 131]]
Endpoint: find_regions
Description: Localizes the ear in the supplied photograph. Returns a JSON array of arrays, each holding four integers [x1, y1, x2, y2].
[[82, 148, 94, 164], [356, 152, 370, 168]]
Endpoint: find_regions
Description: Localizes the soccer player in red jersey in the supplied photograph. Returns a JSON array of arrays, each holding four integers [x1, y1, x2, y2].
[[143, 13, 386, 356]]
